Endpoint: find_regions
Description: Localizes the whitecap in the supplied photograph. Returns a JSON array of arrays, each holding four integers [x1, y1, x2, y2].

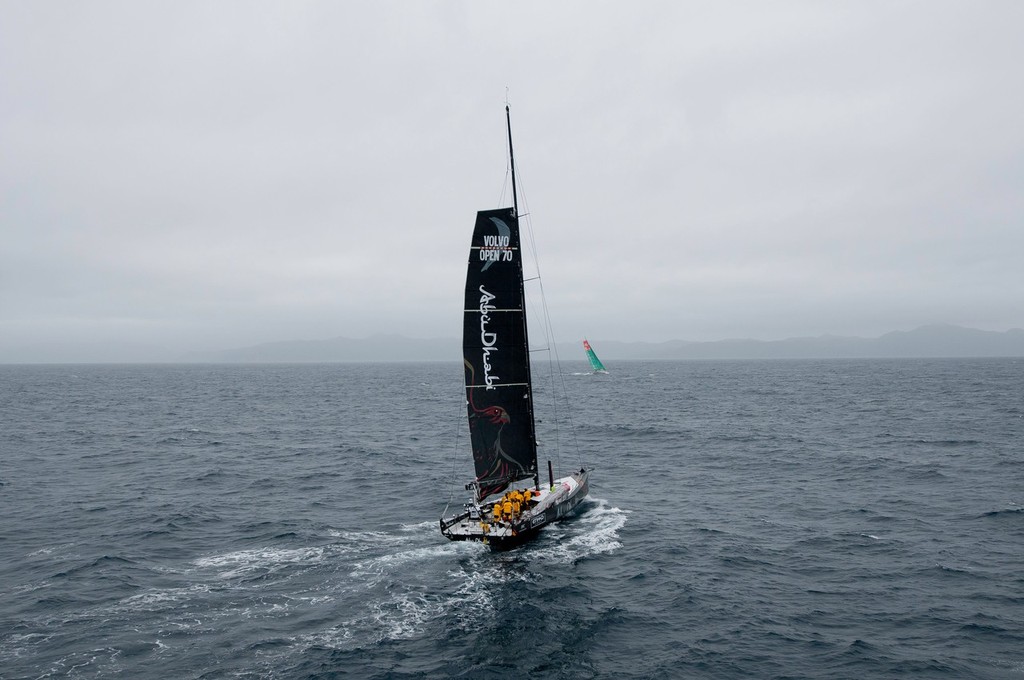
[[27, 542, 77, 558], [398, 520, 439, 533], [106, 583, 213, 614], [192, 546, 326, 579], [327, 528, 405, 547]]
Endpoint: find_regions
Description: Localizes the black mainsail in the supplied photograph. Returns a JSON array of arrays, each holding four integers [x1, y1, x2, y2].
[[463, 207, 538, 500]]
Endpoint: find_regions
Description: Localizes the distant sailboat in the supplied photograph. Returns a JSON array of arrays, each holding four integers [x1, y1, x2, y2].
[[439, 105, 590, 550], [583, 339, 609, 374]]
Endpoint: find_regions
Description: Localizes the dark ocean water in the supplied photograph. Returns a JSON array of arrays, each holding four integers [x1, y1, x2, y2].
[[1, 359, 1022, 679]]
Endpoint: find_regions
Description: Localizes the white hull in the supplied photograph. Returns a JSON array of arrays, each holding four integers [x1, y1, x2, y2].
[[440, 469, 590, 549]]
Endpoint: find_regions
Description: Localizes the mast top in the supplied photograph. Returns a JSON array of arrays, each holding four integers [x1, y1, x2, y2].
[[505, 105, 519, 218]]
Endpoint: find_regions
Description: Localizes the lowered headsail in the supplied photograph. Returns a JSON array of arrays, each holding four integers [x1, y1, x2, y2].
[[439, 105, 590, 550]]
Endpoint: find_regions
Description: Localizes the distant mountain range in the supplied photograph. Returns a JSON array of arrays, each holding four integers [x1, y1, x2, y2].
[[187, 325, 1024, 362], [185, 335, 459, 363]]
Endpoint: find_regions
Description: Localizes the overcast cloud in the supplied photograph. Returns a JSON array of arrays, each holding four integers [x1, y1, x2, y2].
[[2, 1, 1022, 362]]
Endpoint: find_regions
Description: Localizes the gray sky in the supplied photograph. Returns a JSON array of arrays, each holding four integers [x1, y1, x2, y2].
[[2, 1, 1022, 362]]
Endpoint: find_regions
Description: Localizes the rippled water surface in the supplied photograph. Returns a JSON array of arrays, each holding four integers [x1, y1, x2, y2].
[[1, 359, 1021, 678]]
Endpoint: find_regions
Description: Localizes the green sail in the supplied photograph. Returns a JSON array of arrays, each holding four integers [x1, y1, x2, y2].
[[582, 339, 608, 374]]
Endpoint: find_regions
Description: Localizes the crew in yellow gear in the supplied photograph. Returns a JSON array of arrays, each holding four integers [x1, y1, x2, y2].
[[502, 500, 513, 519], [492, 503, 502, 521], [512, 500, 521, 515]]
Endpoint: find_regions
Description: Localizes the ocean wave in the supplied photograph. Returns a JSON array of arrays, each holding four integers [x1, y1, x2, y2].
[[327, 527, 407, 548], [27, 542, 78, 558], [192, 546, 327, 580], [52, 555, 139, 579], [979, 506, 1023, 518], [348, 543, 456, 583], [107, 583, 214, 613], [398, 520, 440, 533]]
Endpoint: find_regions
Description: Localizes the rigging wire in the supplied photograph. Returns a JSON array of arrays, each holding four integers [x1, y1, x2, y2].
[[498, 167, 511, 212], [516, 171, 587, 474], [442, 395, 465, 515]]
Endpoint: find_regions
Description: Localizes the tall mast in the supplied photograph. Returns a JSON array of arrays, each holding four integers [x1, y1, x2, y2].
[[505, 103, 540, 491], [506, 104, 519, 217]]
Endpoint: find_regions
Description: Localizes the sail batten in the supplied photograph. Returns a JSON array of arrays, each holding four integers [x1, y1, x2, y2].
[[462, 308, 522, 313], [463, 207, 538, 501]]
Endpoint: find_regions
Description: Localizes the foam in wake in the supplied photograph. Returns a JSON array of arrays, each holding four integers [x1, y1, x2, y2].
[[531, 497, 628, 564], [192, 546, 327, 579]]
